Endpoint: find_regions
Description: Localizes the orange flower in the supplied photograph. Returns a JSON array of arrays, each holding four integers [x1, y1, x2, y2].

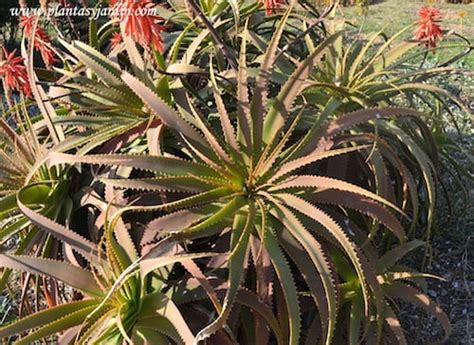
[[110, 32, 123, 50], [0, 49, 32, 98], [414, 6, 443, 48], [19, 16, 57, 68], [113, 0, 166, 53], [260, 0, 285, 16]]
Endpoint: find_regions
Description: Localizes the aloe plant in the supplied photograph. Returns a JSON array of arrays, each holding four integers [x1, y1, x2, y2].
[[42, 3, 448, 340], [336, 240, 451, 344], [303, 24, 472, 243], [0, 206, 214, 344], [0, 106, 73, 303], [0, 1, 458, 344], [46, 0, 331, 154]]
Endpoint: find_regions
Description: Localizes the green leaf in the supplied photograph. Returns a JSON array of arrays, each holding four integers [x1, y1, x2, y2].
[[100, 176, 217, 193], [377, 240, 425, 272], [273, 175, 404, 215], [295, 107, 422, 159], [348, 297, 364, 345], [140, 252, 218, 277], [17, 189, 99, 261], [0, 193, 18, 215], [277, 222, 331, 344], [121, 72, 203, 144], [273, 194, 384, 342], [132, 328, 169, 345], [48, 152, 223, 180], [250, 1, 296, 154], [385, 282, 451, 342], [60, 39, 122, 86], [262, 227, 300, 345], [262, 32, 343, 146], [236, 30, 252, 154], [140, 293, 195, 345], [384, 302, 407, 345], [379, 122, 436, 244], [141, 205, 221, 246], [235, 289, 285, 345], [312, 189, 406, 242], [166, 63, 206, 75], [22, 33, 64, 144], [269, 199, 337, 345], [15, 305, 98, 345], [0, 300, 98, 338], [176, 197, 246, 239], [270, 145, 370, 182], [0, 254, 103, 297], [195, 203, 255, 342]]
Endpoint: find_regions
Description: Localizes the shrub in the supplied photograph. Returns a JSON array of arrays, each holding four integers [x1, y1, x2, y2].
[[0, 0, 469, 343]]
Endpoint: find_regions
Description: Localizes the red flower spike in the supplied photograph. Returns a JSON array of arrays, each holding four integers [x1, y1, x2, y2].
[[414, 6, 443, 48], [260, 0, 285, 16], [19, 16, 58, 69], [113, 0, 166, 53], [0, 49, 32, 98], [110, 32, 123, 50]]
